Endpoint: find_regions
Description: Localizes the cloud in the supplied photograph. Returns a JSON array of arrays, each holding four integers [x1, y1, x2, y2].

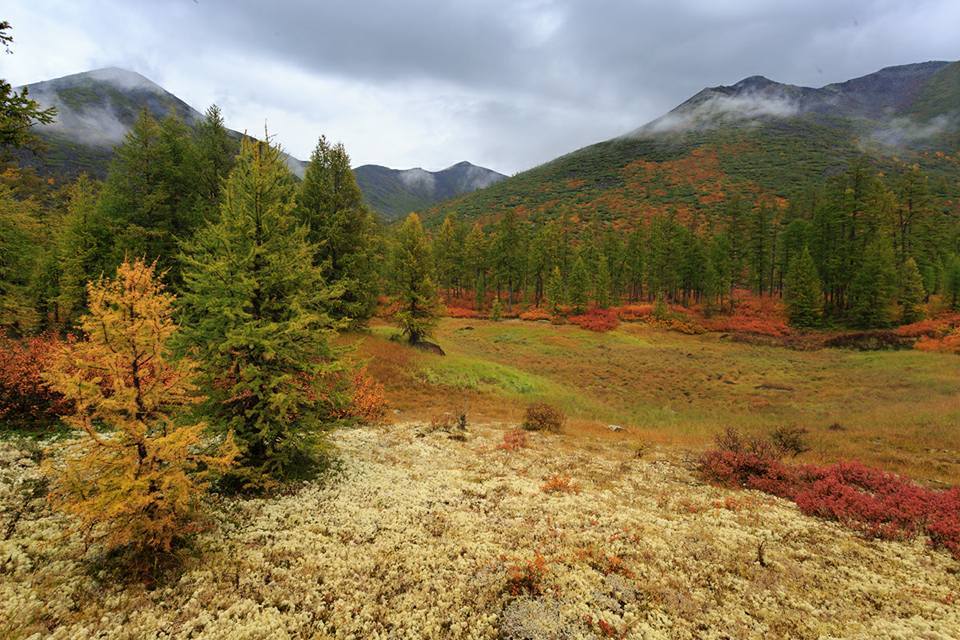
[[635, 92, 800, 135], [26, 85, 129, 147], [3, 0, 960, 173], [866, 114, 957, 148]]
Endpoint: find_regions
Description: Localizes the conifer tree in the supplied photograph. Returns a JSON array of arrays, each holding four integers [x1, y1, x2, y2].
[[178, 138, 344, 486], [98, 110, 201, 282], [390, 213, 441, 344], [946, 254, 960, 311], [433, 214, 465, 296], [546, 266, 565, 315], [624, 227, 645, 301], [568, 254, 590, 313], [490, 296, 503, 321], [0, 183, 41, 333], [43, 259, 236, 562], [848, 235, 898, 328], [55, 175, 107, 327], [593, 254, 612, 309], [491, 210, 523, 308], [898, 256, 926, 323], [193, 105, 237, 218], [464, 222, 488, 309], [784, 246, 823, 328], [297, 136, 378, 326]]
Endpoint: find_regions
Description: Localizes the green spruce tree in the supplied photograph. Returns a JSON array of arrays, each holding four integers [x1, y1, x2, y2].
[[898, 256, 926, 324], [390, 213, 441, 344], [784, 246, 823, 328], [848, 235, 898, 328], [177, 137, 344, 487], [297, 136, 378, 327], [546, 265, 565, 315], [568, 254, 590, 313]]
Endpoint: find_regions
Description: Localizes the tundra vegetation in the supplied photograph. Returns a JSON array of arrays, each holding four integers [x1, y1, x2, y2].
[[1, 21, 960, 639]]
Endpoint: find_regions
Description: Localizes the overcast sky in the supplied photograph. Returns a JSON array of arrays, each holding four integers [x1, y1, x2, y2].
[[3, 0, 959, 174]]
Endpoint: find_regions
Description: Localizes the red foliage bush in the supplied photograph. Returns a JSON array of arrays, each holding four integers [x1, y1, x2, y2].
[[568, 308, 619, 332], [0, 332, 70, 429], [498, 429, 528, 451], [615, 304, 654, 321], [701, 443, 960, 558], [701, 293, 790, 337]]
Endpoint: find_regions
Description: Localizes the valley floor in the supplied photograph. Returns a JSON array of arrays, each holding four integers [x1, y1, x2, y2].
[[357, 318, 960, 485], [2, 423, 959, 639]]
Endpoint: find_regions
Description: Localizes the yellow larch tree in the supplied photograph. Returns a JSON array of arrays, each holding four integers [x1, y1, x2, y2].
[[43, 258, 236, 562]]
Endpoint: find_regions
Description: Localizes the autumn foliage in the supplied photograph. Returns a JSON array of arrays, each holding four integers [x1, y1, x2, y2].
[[346, 367, 387, 424], [0, 331, 69, 428], [701, 428, 960, 558], [42, 259, 237, 564], [522, 402, 565, 432], [568, 308, 620, 332]]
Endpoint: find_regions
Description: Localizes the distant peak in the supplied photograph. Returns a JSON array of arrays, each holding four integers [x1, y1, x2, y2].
[[731, 75, 779, 90], [26, 66, 165, 94]]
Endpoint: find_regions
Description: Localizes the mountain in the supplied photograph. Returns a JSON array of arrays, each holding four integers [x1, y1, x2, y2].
[[13, 68, 500, 218], [354, 161, 506, 220], [425, 61, 960, 229]]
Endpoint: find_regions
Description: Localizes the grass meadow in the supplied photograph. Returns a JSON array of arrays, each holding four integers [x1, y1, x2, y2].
[[353, 318, 960, 485]]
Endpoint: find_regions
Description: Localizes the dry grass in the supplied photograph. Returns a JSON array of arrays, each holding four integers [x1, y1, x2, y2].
[[2, 424, 958, 639], [352, 318, 960, 484]]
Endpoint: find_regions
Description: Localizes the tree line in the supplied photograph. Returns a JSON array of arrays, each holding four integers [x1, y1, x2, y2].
[[424, 162, 960, 328]]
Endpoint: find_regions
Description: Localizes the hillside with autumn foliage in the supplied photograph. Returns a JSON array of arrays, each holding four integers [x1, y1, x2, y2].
[[427, 61, 960, 231]]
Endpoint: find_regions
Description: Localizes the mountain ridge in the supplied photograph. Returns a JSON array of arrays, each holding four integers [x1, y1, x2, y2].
[[424, 60, 960, 229], [14, 67, 501, 219]]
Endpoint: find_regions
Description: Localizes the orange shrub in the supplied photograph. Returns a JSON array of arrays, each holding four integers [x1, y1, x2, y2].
[[505, 551, 549, 596], [915, 330, 960, 354], [348, 367, 387, 424], [0, 332, 70, 429], [498, 429, 528, 451], [444, 306, 481, 319], [896, 314, 960, 338], [540, 473, 580, 494], [519, 308, 552, 322]]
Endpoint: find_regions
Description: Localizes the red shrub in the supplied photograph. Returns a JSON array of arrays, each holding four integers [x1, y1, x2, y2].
[[0, 332, 70, 429], [498, 429, 528, 451], [568, 308, 619, 332], [616, 304, 654, 321], [701, 446, 960, 558]]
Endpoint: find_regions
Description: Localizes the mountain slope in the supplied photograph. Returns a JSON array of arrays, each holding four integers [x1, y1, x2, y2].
[[354, 161, 506, 220], [14, 68, 500, 218], [426, 61, 960, 229]]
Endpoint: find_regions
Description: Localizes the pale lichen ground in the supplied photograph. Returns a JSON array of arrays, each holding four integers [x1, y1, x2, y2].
[[1, 423, 958, 639]]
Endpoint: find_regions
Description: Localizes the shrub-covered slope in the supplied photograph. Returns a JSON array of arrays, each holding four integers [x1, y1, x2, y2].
[[426, 61, 960, 229]]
